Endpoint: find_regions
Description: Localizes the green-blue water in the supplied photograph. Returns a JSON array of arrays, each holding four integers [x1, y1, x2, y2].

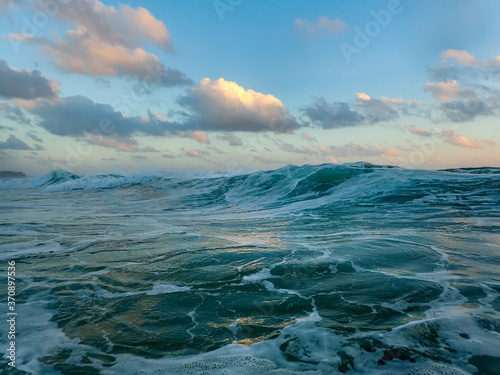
[[1, 163, 499, 374]]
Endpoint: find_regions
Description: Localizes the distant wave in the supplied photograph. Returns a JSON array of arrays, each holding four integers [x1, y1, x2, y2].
[[1, 163, 499, 210]]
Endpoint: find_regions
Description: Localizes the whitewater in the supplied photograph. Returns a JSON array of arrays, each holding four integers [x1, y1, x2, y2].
[[0, 163, 499, 374]]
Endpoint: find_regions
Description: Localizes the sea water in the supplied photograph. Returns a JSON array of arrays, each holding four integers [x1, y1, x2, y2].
[[0, 163, 499, 374]]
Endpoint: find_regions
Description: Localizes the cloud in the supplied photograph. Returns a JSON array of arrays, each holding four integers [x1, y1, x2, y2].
[[30, 95, 172, 138], [279, 143, 318, 155], [53, 0, 171, 49], [15, 32, 191, 88], [356, 92, 371, 101], [217, 133, 243, 146], [482, 138, 496, 146], [178, 78, 299, 133], [318, 143, 399, 157], [26, 133, 43, 142], [354, 93, 399, 123], [440, 129, 485, 149], [439, 99, 493, 123], [419, 49, 500, 125], [405, 125, 433, 137], [441, 49, 500, 68], [301, 133, 317, 143], [381, 96, 423, 107], [0, 135, 33, 150], [295, 16, 347, 38], [425, 50, 500, 122], [430, 49, 500, 83], [181, 147, 206, 158], [381, 96, 425, 117], [301, 94, 401, 129], [424, 80, 463, 102], [0, 59, 58, 100], [83, 133, 160, 153], [206, 146, 223, 154], [141, 146, 160, 152], [301, 97, 364, 129], [177, 130, 210, 144], [0, 103, 32, 124], [0, 0, 16, 14], [11, 1, 191, 88], [86, 134, 139, 152], [405, 125, 494, 149], [253, 153, 280, 164]]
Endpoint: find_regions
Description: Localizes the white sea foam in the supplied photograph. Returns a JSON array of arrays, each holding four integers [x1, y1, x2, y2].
[[242, 268, 273, 283], [146, 283, 192, 295]]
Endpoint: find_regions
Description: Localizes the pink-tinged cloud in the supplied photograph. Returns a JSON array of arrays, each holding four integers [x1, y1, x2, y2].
[[85, 133, 160, 153], [54, 0, 171, 49], [318, 143, 399, 157], [353, 93, 399, 123], [253, 153, 280, 164], [47, 155, 66, 164], [177, 131, 211, 144], [381, 96, 423, 107], [181, 147, 202, 158], [179, 78, 299, 132], [405, 125, 433, 137], [441, 50, 478, 67], [441, 49, 500, 68], [356, 92, 371, 101], [424, 80, 462, 102], [301, 133, 317, 143], [440, 130, 484, 149], [180, 147, 219, 164], [89, 135, 139, 152], [482, 138, 496, 146], [10, 1, 190, 87]]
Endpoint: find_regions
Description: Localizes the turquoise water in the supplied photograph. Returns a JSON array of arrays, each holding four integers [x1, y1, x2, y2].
[[0, 163, 499, 374]]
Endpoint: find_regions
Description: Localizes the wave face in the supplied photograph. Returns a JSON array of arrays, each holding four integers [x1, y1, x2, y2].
[[1, 163, 500, 374]]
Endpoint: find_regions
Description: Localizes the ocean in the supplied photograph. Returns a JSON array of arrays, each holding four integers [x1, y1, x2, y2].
[[0, 163, 499, 374]]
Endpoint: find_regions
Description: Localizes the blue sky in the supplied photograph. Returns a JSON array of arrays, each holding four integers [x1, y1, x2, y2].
[[1, 0, 500, 175]]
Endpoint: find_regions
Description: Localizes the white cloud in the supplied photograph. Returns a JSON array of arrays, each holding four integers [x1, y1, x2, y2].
[[178, 78, 299, 132]]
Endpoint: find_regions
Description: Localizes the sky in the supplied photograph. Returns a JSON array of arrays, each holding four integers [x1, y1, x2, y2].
[[0, 0, 499, 176]]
